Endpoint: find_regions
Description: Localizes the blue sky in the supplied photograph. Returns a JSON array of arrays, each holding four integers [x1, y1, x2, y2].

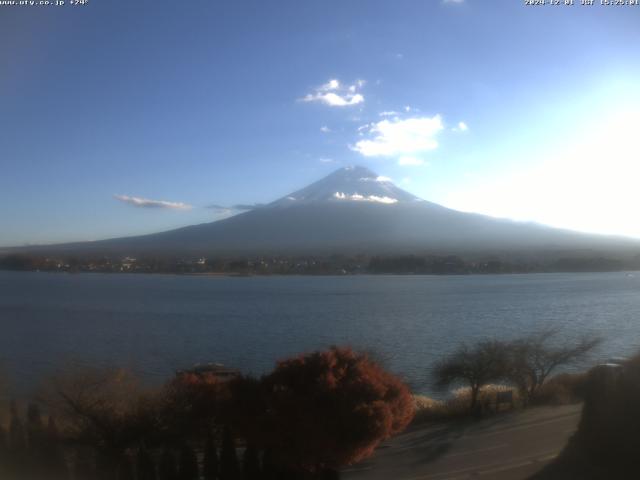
[[1, 0, 639, 246]]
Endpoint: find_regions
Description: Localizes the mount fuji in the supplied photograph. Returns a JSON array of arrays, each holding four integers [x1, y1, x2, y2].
[[12, 166, 640, 257]]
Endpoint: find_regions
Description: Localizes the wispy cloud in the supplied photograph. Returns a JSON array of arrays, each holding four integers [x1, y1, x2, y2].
[[301, 79, 365, 107], [352, 115, 444, 159], [453, 121, 469, 132], [114, 195, 192, 210], [319, 157, 336, 164], [206, 203, 264, 212], [320, 125, 331, 133], [443, 0, 464, 4]]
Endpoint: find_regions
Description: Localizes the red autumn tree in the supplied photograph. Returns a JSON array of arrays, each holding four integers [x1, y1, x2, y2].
[[162, 371, 231, 439], [257, 346, 414, 472]]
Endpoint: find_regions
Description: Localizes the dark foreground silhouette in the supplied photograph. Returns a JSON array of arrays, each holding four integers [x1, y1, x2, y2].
[[532, 357, 640, 479], [0, 347, 414, 480]]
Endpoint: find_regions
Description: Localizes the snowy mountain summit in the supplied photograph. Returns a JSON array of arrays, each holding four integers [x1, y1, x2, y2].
[[270, 166, 421, 207]]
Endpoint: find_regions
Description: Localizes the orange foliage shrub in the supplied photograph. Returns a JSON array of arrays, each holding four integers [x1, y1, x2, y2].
[[255, 346, 414, 472], [162, 371, 231, 438]]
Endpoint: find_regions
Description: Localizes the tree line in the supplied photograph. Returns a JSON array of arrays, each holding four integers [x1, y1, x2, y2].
[[433, 329, 601, 412], [0, 347, 414, 480], [0, 332, 602, 480], [2, 252, 640, 275]]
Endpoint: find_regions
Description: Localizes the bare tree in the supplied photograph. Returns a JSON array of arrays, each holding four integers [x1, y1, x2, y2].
[[41, 366, 161, 474], [433, 340, 508, 412], [504, 329, 601, 405]]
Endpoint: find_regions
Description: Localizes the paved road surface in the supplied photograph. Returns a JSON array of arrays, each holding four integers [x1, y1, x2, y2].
[[343, 404, 582, 480]]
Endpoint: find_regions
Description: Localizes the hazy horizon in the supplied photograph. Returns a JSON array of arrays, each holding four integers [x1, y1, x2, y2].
[[1, 1, 639, 247], [4, 164, 640, 250]]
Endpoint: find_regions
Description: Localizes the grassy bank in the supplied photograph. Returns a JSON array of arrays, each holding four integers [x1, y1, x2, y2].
[[412, 372, 588, 425]]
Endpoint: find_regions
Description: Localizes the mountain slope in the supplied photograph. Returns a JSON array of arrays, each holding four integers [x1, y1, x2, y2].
[[10, 166, 640, 257]]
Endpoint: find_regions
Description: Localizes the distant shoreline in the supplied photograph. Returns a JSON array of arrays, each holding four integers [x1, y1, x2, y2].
[[1, 268, 639, 277], [2, 250, 640, 276]]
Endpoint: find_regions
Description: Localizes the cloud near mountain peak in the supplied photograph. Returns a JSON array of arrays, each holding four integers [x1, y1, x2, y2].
[[114, 195, 192, 210], [352, 115, 444, 159]]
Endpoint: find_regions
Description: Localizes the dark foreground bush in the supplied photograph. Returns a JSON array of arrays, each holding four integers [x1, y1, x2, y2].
[[532, 359, 640, 479], [531, 372, 588, 406], [241, 346, 415, 474], [0, 347, 414, 479]]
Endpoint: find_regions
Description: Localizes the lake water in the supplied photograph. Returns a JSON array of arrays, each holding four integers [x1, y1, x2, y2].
[[1, 271, 640, 395]]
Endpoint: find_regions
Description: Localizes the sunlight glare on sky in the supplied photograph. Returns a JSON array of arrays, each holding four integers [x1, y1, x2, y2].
[[443, 89, 640, 238]]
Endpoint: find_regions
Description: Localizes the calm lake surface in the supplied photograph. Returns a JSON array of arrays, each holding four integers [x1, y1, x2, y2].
[[1, 271, 640, 394]]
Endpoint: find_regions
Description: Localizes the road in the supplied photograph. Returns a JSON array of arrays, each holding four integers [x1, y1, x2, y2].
[[343, 404, 582, 480]]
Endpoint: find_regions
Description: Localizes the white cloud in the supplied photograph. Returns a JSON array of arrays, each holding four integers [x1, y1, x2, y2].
[[309, 92, 363, 107], [333, 192, 398, 204], [321, 79, 340, 91], [320, 125, 331, 133], [319, 157, 336, 163], [352, 115, 444, 158], [453, 121, 469, 132], [114, 195, 192, 210], [443, 0, 464, 3], [301, 79, 365, 107], [379, 111, 400, 117]]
